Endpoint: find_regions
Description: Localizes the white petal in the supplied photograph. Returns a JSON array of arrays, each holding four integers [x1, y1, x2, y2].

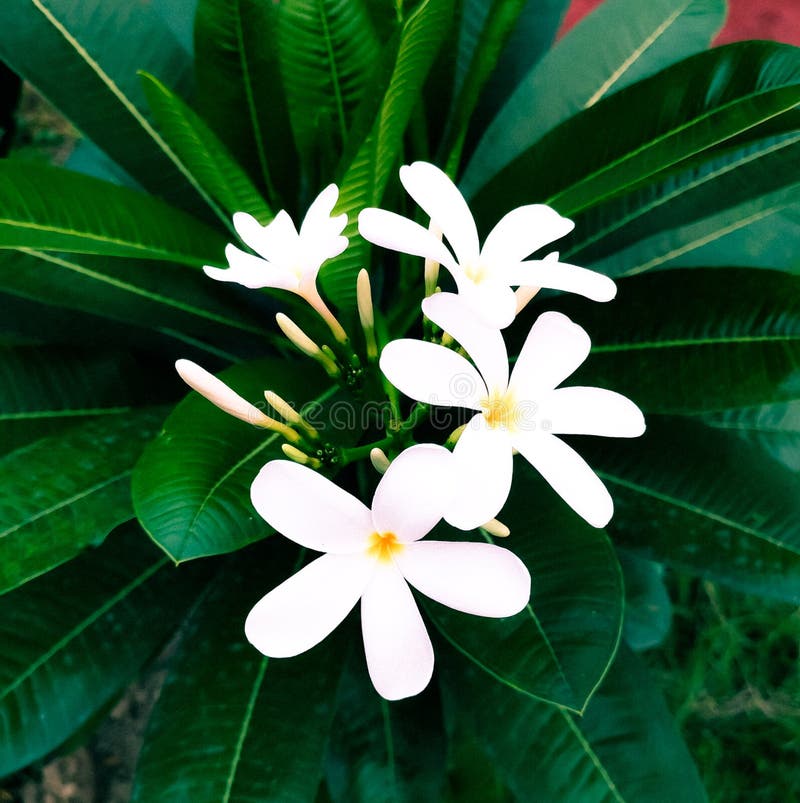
[[234, 209, 298, 263], [299, 184, 348, 266], [250, 461, 373, 552], [453, 274, 518, 329], [513, 431, 613, 528], [481, 204, 574, 265], [396, 541, 531, 617], [358, 208, 457, 272], [504, 259, 616, 302], [399, 162, 480, 266], [245, 552, 372, 658], [538, 387, 646, 437], [509, 311, 591, 399], [175, 359, 272, 426], [204, 243, 300, 291], [380, 340, 486, 409], [361, 563, 434, 700], [371, 444, 455, 542], [300, 184, 342, 234], [445, 415, 513, 530]]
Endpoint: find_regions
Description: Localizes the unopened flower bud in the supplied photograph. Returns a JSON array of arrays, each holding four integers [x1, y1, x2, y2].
[[369, 447, 391, 474], [480, 518, 511, 538], [276, 313, 340, 377], [281, 443, 322, 469], [357, 269, 378, 361]]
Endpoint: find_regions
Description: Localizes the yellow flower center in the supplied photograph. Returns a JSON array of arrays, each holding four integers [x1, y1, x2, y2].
[[366, 531, 404, 563], [464, 261, 488, 284], [481, 388, 519, 430]]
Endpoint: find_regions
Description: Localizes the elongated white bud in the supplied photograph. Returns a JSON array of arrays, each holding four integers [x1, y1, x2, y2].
[[281, 443, 322, 469], [424, 222, 442, 297], [481, 518, 510, 538], [369, 447, 391, 474], [275, 313, 340, 377], [357, 269, 378, 361], [265, 390, 319, 439]]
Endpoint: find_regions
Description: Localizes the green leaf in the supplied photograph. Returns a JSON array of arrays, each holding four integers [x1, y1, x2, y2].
[[277, 0, 381, 179], [540, 269, 800, 415], [470, 41, 800, 222], [618, 552, 672, 651], [133, 542, 344, 802], [0, 0, 209, 211], [140, 72, 273, 226], [195, 0, 298, 205], [0, 410, 163, 594], [462, 0, 726, 198], [0, 161, 226, 265], [324, 654, 448, 803], [427, 463, 623, 712], [0, 521, 211, 778], [0, 345, 158, 455], [445, 645, 706, 803], [133, 359, 331, 563], [320, 0, 454, 309], [585, 416, 800, 603]]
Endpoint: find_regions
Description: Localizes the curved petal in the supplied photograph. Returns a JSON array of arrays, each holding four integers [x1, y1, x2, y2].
[[396, 541, 531, 617], [361, 563, 434, 700], [504, 259, 616, 302], [245, 552, 373, 658], [204, 244, 300, 291], [445, 415, 513, 530], [399, 162, 479, 266], [250, 461, 373, 552], [358, 208, 457, 272], [481, 204, 574, 265], [299, 184, 348, 267], [300, 184, 343, 234], [234, 209, 298, 263], [372, 444, 455, 542], [538, 387, 646, 437], [513, 431, 613, 528], [509, 311, 591, 399], [453, 274, 517, 329], [380, 340, 486, 410]]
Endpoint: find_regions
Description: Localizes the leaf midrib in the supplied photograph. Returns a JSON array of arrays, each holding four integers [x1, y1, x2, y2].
[[591, 334, 800, 353]]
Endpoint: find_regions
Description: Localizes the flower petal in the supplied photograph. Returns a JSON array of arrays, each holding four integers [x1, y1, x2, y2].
[[399, 162, 479, 266], [204, 244, 300, 291], [396, 540, 530, 617], [299, 184, 348, 266], [453, 274, 517, 329], [538, 387, 646, 437], [371, 444, 455, 542], [250, 461, 373, 552], [358, 208, 457, 272], [233, 209, 298, 263], [380, 340, 486, 409], [481, 204, 574, 265], [445, 414, 514, 530], [513, 431, 613, 528], [245, 552, 373, 658], [422, 293, 509, 391], [509, 311, 591, 399], [504, 259, 616, 302], [361, 563, 434, 700]]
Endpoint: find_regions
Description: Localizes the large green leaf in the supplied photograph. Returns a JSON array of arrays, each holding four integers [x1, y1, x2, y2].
[[462, 0, 726, 198], [445, 645, 706, 803], [585, 416, 800, 603], [277, 0, 380, 181], [0, 345, 158, 455], [618, 552, 672, 651], [133, 359, 331, 563], [0, 0, 208, 210], [0, 522, 210, 778], [320, 0, 454, 309], [0, 410, 163, 595], [195, 0, 298, 205], [427, 463, 623, 713], [133, 542, 345, 802], [539, 268, 800, 415], [470, 41, 800, 222], [0, 161, 226, 266], [141, 72, 273, 227]]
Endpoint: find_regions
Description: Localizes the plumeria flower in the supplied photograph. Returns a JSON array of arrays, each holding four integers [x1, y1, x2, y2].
[[379, 293, 645, 530], [245, 444, 531, 700], [358, 161, 617, 328], [204, 185, 348, 340]]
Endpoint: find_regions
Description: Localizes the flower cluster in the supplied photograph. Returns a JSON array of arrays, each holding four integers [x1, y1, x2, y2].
[[175, 161, 645, 700]]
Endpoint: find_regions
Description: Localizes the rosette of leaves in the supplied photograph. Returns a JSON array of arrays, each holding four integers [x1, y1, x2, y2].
[[0, 0, 799, 799]]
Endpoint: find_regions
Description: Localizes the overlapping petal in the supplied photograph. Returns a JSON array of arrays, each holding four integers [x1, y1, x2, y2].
[[204, 243, 300, 290], [361, 563, 434, 700], [538, 387, 646, 437], [380, 340, 486, 410], [371, 444, 455, 542], [245, 552, 373, 658], [397, 541, 530, 617], [250, 461, 373, 552], [233, 209, 298, 263], [452, 276, 517, 329], [481, 204, 574, 266], [513, 431, 613, 528], [503, 259, 617, 303]]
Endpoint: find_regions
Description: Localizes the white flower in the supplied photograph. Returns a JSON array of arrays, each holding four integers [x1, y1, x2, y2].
[[358, 161, 616, 328], [204, 185, 348, 339], [379, 293, 645, 530], [245, 444, 531, 701]]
